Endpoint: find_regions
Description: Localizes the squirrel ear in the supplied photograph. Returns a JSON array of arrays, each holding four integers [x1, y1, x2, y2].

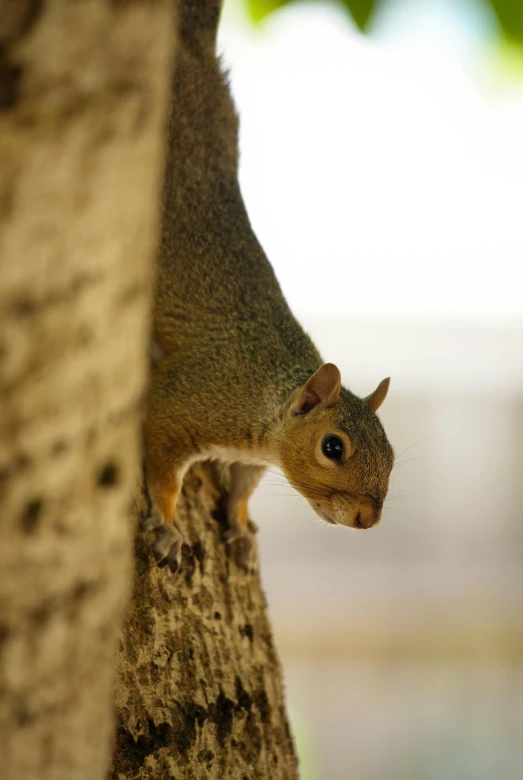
[[364, 377, 390, 412], [289, 363, 341, 417]]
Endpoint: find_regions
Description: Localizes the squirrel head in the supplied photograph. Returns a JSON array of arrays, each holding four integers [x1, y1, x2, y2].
[[279, 363, 393, 530]]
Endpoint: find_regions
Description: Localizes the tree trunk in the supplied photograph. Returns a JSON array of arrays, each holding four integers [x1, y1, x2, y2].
[[0, 2, 174, 779], [112, 464, 299, 779], [1, 0, 299, 776]]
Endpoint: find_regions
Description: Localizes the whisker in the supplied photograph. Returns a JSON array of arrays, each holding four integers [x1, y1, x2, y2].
[[393, 455, 430, 468], [393, 433, 442, 463]]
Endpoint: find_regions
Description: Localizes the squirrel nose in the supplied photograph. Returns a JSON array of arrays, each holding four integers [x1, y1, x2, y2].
[[354, 506, 381, 530]]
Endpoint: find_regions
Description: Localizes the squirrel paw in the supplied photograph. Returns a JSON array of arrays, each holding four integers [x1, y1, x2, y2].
[[152, 524, 187, 574], [236, 533, 257, 574], [223, 526, 243, 545], [140, 507, 163, 532], [247, 518, 259, 535], [223, 526, 257, 574]]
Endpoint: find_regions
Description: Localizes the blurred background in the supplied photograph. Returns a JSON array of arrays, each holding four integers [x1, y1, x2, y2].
[[218, 1, 523, 778]]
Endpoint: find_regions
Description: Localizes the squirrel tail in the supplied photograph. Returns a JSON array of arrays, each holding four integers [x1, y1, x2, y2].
[[178, 0, 223, 54]]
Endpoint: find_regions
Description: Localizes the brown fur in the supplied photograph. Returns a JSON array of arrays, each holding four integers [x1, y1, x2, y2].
[[145, 0, 394, 569]]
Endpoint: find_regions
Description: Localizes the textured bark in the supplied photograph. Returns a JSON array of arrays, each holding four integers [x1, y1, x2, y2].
[[112, 464, 299, 779], [1, 1, 298, 776], [0, 2, 174, 779]]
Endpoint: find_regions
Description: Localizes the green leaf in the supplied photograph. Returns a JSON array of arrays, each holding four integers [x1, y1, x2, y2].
[[244, 0, 522, 46], [246, 0, 378, 29], [488, 0, 523, 43], [246, 0, 288, 24], [341, 0, 378, 31]]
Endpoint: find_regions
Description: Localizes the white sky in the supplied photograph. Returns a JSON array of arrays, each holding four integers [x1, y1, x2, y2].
[[219, 0, 523, 322]]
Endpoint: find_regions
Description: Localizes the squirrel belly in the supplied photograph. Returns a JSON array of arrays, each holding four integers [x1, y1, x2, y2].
[[143, 0, 395, 573]]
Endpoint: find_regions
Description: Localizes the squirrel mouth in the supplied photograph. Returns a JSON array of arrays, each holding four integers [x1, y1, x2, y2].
[[318, 510, 336, 526], [312, 502, 337, 525]]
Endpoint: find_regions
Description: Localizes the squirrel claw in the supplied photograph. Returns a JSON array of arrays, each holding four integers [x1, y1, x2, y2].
[[141, 507, 163, 532], [156, 547, 182, 574], [152, 524, 184, 574], [223, 527, 242, 545], [235, 534, 257, 574], [223, 526, 257, 573], [247, 519, 259, 535], [166, 539, 183, 573]]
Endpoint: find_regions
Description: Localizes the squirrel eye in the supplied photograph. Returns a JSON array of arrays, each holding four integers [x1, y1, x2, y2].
[[321, 435, 344, 462]]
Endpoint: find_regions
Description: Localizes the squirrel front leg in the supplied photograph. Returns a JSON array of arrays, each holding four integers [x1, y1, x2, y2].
[[144, 446, 186, 572], [224, 463, 265, 572], [143, 363, 195, 572]]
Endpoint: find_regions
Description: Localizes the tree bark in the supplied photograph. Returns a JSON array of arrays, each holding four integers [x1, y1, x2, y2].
[[0, 2, 174, 779], [1, 1, 299, 777], [112, 464, 299, 779], [110, 0, 299, 773]]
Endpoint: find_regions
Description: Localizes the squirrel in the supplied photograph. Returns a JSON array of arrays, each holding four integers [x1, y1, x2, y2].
[[143, 0, 394, 572]]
